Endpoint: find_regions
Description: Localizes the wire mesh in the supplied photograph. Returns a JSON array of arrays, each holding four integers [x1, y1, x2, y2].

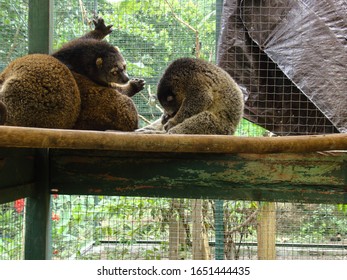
[[49, 196, 347, 260], [52, 0, 222, 127], [217, 0, 344, 135], [0, 199, 25, 260], [0, 0, 28, 71], [1, 196, 346, 260]]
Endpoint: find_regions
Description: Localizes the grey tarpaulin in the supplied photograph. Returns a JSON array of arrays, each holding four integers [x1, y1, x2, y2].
[[217, 0, 346, 135]]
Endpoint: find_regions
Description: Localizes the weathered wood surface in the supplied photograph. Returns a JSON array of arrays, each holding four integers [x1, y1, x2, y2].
[[0, 127, 346, 203], [0, 126, 346, 153], [257, 202, 276, 260], [49, 149, 347, 204]]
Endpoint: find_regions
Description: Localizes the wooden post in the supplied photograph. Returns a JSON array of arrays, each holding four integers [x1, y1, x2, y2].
[[169, 199, 180, 260], [0, 127, 346, 153], [192, 199, 210, 260], [257, 202, 276, 260]]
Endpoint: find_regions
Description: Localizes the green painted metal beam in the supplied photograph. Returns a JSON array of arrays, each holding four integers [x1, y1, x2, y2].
[[0, 184, 36, 205], [0, 148, 36, 203], [23, 1, 53, 260], [1, 147, 346, 205], [214, 200, 224, 260], [49, 149, 347, 204], [28, 0, 53, 54], [24, 149, 51, 260]]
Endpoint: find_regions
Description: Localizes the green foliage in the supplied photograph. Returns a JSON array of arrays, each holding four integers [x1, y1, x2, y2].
[[98, 0, 218, 122], [235, 119, 268, 137], [51, 195, 173, 259], [299, 204, 347, 242], [0, 0, 269, 132], [0, 0, 28, 70], [223, 201, 258, 239], [336, 204, 347, 214], [53, 0, 217, 74], [4, 0, 345, 261], [52, 0, 218, 123], [0, 202, 24, 259]]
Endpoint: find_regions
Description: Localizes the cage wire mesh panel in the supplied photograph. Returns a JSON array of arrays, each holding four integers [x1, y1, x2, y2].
[[51, 195, 208, 260], [0, 0, 28, 260], [217, 0, 346, 135], [53, 0, 222, 127], [50, 196, 347, 260], [0, 199, 26, 260], [0, 0, 29, 71], [49, 0, 346, 260], [50, 196, 254, 260]]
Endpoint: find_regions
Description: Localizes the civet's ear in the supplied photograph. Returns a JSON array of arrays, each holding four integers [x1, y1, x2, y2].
[[96, 57, 103, 69]]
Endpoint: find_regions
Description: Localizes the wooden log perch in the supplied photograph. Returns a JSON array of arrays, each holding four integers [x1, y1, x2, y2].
[[0, 126, 346, 154]]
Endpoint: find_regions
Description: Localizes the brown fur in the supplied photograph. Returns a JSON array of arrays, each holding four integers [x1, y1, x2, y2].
[[0, 17, 144, 131], [72, 72, 138, 131], [52, 39, 130, 87], [0, 101, 7, 125], [52, 17, 144, 130], [156, 58, 244, 135], [52, 17, 145, 92], [0, 54, 80, 128]]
